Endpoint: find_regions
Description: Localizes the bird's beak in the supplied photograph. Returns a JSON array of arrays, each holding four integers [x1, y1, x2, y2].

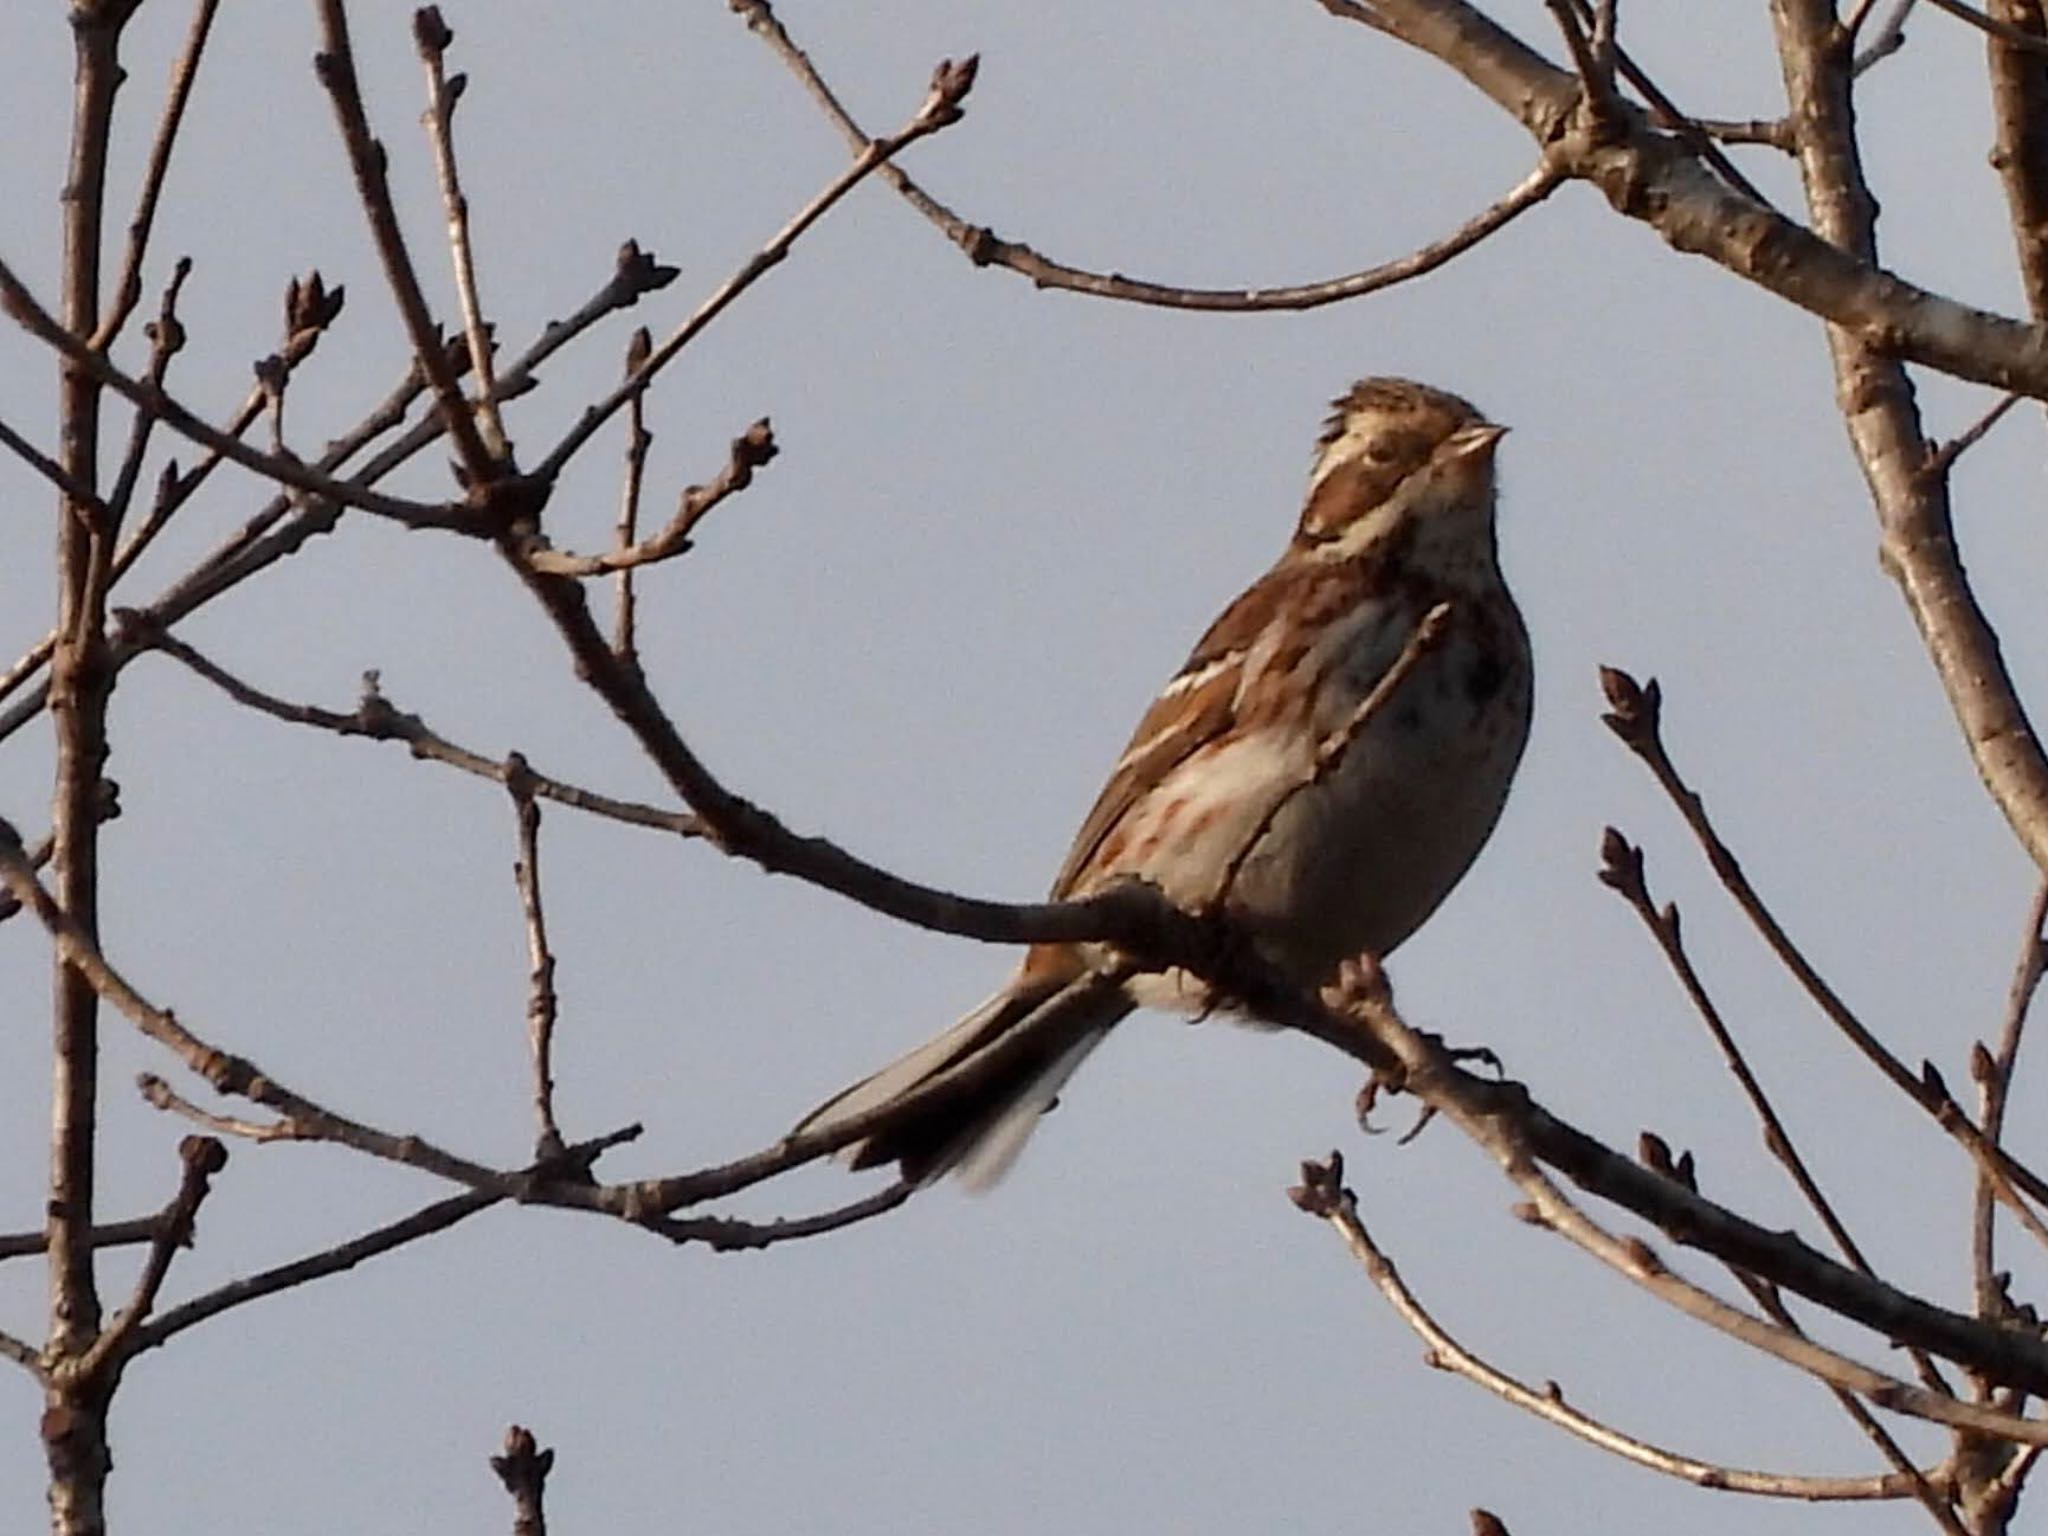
[[1447, 422, 1509, 460]]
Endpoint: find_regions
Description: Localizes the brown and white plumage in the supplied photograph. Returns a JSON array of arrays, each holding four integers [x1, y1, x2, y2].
[[794, 378, 1532, 1187]]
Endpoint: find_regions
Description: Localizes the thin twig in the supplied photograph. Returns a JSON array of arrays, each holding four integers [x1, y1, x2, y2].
[[83, 1136, 226, 1370], [0, 414, 105, 511], [526, 419, 775, 576], [1926, 0, 2048, 52], [1975, 882, 2048, 1318], [1853, 0, 1921, 69], [0, 1330, 41, 1377], [0, 258, 482, 532], [1543, 0, 1620, 124], [1561, 0, 1774, 204], [1597, 829, 1954, 1397], [111, 271, 347, 589], [1315, 963, 2048, 1435], [137, 1073, 298, 1142], [414, 7, 507, 458], [0, 248, 671, 735], [138, 631, 705, 839], [1680, 115, 1795, 151], [102, 256, 192, 538], [0, 830, 57, 926], [531, 55, 978, 483], [313, 0, 498, 480], [640, 1178, 916, 1250], [1600, 669, 2048, 1219], [0, 1214, 162, 1262], [1926, 391, 2025, 478], [1720, 1269, 1968, 1532], [130, 1125, 638, 1355], [613, 327, 652, 656], [506, 758, 564, 1158], [736, 0, 1563, 311], [91, 0, 222, 349], [1298, 1169, 1937, 1502]]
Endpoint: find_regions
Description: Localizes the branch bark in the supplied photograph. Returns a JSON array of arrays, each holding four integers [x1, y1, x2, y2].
[[1340, 0, 2048, 879]]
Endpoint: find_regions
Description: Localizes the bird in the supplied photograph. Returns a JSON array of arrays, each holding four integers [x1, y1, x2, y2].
[[792, 377, 1532, 1188]]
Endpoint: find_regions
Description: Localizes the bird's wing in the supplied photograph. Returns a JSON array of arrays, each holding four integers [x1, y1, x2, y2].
[[1047, 566, 1289, 898]]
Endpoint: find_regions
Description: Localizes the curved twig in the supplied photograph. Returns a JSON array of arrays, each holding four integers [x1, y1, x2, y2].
[[735, 0, 1563, 313], [1300, 1172, 1944, 1501]]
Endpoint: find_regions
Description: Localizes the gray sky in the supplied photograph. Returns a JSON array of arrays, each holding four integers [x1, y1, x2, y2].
[[0, 3, 2040, 1532]]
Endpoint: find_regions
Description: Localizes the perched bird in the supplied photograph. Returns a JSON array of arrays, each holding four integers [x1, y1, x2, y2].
[[795, 377, 1532, 1187]]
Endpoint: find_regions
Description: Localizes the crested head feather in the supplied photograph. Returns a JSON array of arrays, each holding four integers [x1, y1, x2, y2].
[[1316, 377, 1484, 454], [1298, 376, 1504, 554]]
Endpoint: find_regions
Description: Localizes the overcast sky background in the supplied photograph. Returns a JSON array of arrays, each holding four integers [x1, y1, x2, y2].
[[0, 3, 2043, 1532]]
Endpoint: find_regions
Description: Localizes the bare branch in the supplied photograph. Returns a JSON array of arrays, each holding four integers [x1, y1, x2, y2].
[[612, 326, 652, 657], [639, 1178, 916, 1251], [1926, 390, 2024, 478], [1316, 964, 2048, 1437], [0, 1215, 163, 1263], [0, 413, 105, 511], [137, 1073, 298, 1143], [0, 1330, 41, 1377], [84, 1136, 226, 1370], [505, 759, 564, 1159], [530, 55, 978, 483], [1929, 0, 2048, 52], [414, 7, 507, 458], [91, 0, 221, 349], [1853, 0, 1921, 70], [526, 419, 776, 576], [1722, 1268, 1970, 1531], [101, 257, 192, 540], [1599, 668, 2048, 1224], [1975, 882, 2048, 1316], [45, 1, 132, 1419], [1295, 1165, 1937, 1501], [738, 0, 1563, 311], [1988, 1, 2048, 320], [0, 259, 485, 533], [129, 1125, 638, 1355], [312, 0, 498, 480], [0, 247, 672, 740], [1778, 0, 2048, 880], [1596, 828, 1954, 1397], [137, 631, 705, 840]]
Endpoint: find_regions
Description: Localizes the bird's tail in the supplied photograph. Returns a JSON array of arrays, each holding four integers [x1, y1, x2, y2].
[[792, 969, 1132, 1189]]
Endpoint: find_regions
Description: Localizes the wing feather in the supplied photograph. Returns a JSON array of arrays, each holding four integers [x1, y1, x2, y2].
[[1047, 569, 1292, 897]]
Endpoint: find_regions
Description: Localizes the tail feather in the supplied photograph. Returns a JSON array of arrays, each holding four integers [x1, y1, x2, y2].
[[794, 970, 1132, 1187]]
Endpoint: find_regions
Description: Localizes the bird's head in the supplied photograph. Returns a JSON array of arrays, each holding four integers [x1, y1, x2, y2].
[[1295, 377, 1507, 571]]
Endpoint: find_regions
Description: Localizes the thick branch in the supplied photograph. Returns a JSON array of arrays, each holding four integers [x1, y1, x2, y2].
[[1337, 0, 2048, 880]]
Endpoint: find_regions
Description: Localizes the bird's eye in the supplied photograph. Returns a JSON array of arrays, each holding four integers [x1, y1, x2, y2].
[[1365, 440, 1398, 465]]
